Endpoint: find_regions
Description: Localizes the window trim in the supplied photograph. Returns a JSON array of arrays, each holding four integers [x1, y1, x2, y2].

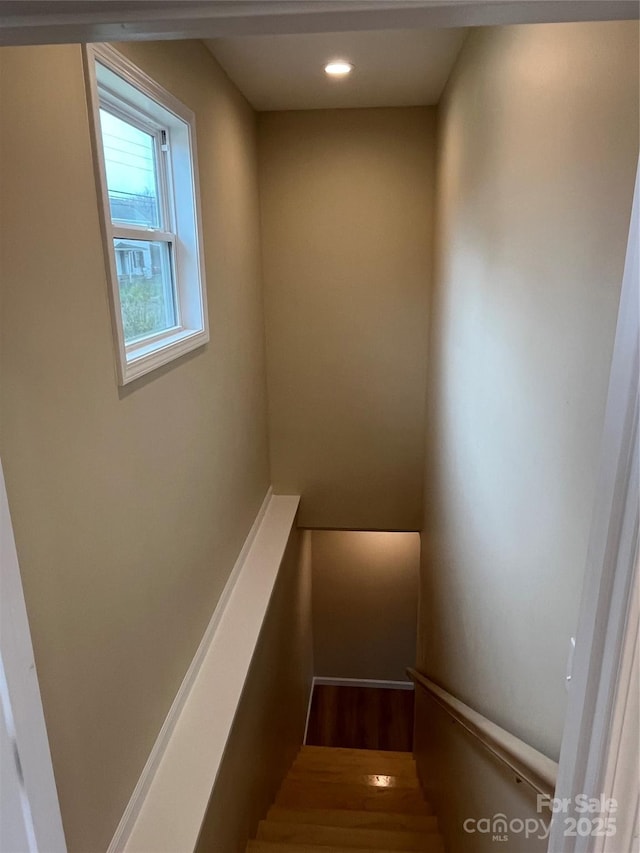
[[83, 43, 209, 385]]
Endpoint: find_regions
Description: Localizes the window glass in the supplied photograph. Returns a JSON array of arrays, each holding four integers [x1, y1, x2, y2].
[[100, 108, 161, 229], [113, 239, 176, 342]]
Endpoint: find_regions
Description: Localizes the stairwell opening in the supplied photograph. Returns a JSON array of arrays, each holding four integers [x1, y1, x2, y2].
[[303, 529, 419, 752]]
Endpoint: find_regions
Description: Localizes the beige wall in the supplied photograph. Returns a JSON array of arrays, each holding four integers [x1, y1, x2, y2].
[[414, 689, 550, 853], [258, 107, 435, 531], [418, 19, 639, 770], [195, 529, 313, 852], [0, 41, 270, 852], [312, 530, 419, 681]]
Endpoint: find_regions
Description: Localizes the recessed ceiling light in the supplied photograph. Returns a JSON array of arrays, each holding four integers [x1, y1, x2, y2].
[[324, 61, 353, 77]]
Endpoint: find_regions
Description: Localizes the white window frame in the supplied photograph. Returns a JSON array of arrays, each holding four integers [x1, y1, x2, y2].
[[83, 44, 209, 385]]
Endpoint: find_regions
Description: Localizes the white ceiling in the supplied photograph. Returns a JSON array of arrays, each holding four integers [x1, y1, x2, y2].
[[206, 28, 468, 111]]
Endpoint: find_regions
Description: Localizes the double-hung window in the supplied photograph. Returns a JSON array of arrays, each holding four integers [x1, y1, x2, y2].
[[84, 45, 208, 384]]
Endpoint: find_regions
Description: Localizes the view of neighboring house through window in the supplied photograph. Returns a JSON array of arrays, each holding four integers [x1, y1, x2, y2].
[[85, 44, 208, 385]]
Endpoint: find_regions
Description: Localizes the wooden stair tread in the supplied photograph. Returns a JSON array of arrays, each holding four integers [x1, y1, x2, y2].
[[248, 843, 437, 853], [300, 747, 414, 762], [292, 760, 417, 774], [275, 782, 432, 815], [266, 808, 438, 833], [246, 745, 443, 853], [297, 748, 415, 768], [257, 820, 441, 851], [287, 769, 419, 788], [294, 752, 416, 777]]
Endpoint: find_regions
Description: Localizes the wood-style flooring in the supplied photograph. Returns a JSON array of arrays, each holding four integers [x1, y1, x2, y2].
[[305, 685, 414, 752], [246, 745, 443, 852]]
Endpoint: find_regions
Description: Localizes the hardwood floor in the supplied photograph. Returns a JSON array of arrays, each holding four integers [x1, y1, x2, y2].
[[305, 685, 414, 751]]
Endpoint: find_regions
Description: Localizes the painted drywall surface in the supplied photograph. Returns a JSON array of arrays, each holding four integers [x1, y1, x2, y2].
[[195, 528, 313, 852], [258, 107, 435, 530], [418, 21, 639, 765], [0, 41, 270, 852], [312, 530, 419, 681], [414, 689, 550, 853]]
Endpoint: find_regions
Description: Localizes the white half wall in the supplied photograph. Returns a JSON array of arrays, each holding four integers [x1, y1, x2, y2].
[[108, 493, 307, 853], [195, 528, 313, 852]]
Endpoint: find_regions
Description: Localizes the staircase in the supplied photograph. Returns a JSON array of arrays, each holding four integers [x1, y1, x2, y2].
[[246, 745, 444, 853]]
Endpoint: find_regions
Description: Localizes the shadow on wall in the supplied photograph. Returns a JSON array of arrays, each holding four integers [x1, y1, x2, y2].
[[195, 529, 314, 853], [311, 530, 420, 683]]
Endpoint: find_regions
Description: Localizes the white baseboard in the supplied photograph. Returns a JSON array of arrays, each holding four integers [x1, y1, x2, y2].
[[107, 487, 277, 853], [312, 676, 415, 691]]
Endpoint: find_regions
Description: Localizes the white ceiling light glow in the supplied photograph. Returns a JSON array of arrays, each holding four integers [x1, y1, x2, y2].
[[324, 60, 353, 77]]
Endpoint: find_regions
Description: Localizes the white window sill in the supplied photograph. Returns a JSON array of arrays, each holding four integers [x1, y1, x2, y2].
[[122, 327, 209, 384]]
